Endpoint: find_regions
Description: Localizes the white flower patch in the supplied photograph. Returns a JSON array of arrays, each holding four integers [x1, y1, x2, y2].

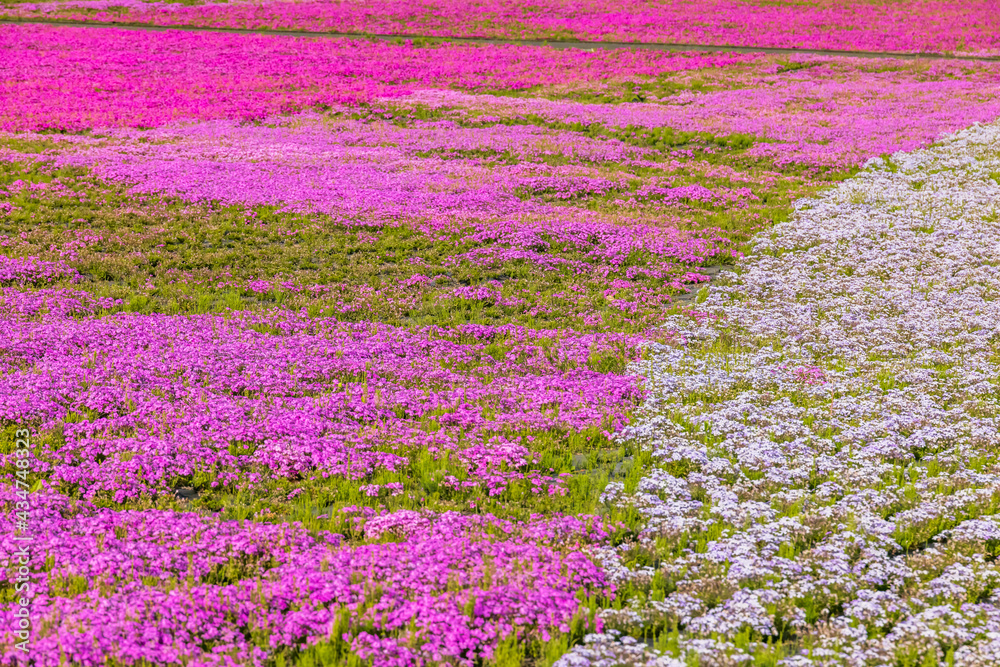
[[553, 631, 686, 667], [597, 121, 1000, 663]]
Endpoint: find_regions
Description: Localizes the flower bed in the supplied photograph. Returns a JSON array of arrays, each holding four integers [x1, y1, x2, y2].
[[2, 20, 1000, 667]]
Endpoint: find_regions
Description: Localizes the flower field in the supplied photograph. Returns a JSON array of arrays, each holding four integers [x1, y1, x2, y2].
[[1, 14, 1000, 667]]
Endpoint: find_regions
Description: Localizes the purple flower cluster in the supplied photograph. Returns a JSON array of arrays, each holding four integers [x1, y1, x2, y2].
[[0, 255, 77, 285], [0, 305, 645, 501], [0, 24, 756, 133], [20, 114, 738, 222], [0, 487, 611, 666], [399, 59, 1000, 167]]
